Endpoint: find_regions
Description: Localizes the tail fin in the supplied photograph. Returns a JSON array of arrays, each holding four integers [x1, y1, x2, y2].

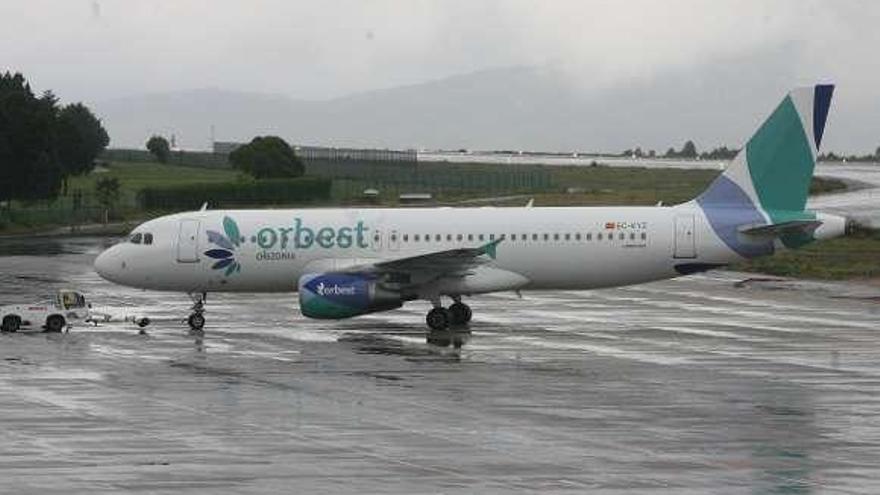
[[698, 85, 834, 215], [695, 85, 835, 255]]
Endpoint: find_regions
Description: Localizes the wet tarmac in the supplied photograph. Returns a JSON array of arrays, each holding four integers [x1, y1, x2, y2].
[[1, 236, 879, 493]]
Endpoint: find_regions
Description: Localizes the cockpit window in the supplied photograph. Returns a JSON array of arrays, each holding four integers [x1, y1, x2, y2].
[[130, 233, 143, 244], [143, 233, 154, 245]]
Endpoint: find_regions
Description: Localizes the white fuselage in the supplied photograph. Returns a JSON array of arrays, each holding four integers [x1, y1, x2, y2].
[[94, 203, 746, 294]]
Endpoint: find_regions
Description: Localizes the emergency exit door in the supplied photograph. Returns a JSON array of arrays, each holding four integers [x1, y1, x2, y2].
[[177, 219, 201, 263], [674, 215, 696, 259]]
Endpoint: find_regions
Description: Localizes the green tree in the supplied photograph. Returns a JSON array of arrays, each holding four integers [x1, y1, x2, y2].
[[56, 103, 110, 193], [0, 72, 63, 203], [94, 176, 120, 224], [230, 136, 304, 179], [680, 140, 698, 159], [146, 135, 170, 163]]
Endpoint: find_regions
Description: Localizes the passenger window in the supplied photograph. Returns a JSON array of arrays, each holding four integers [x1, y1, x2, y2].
[[641, 232, 647, 240], [586, 233, 592, 241], [564, 233, 571, 241], [144, 233, 154, 245], [391, 234, 397, 242], [414, 234, 420, 242], [435, 234, 441, 242], [457, 234, 463, 241], [489, 234, 495, 241], [478, 234, 485, 241], [446, 234, 452, 241], [373, 233, 380, 242], [510, 234, 516, 241], [403, 234, 409, 242], [468, 234, 473, 241], [575, 233, 581, 241], [597, 233, 603, 240], [532, 234, 538, 241], [619, 233, 625, 240], [521, 234, 526, 241], [543, 233, 549, 241], [630, 233, 635, 240], [553, 233, 560, 241], [130, 233, 142, 244]]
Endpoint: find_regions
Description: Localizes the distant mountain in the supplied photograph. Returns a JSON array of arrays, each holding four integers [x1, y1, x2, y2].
[[94, 46, 861, 153]]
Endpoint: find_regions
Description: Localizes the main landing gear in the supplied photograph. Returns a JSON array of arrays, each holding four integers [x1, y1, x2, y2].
[[425, 297, 472, 348], [187, 292, 207, 332], [425, 297, 472, 331]]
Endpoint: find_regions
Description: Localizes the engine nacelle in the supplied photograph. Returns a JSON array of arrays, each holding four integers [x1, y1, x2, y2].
[[298, 273, 402, 319]]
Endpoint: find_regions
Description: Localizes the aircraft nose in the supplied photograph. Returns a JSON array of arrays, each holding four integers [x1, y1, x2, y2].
[[94, 245, 125, 283]]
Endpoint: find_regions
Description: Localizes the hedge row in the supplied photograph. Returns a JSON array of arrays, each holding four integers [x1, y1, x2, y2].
[[102, 149, 231, 169], [137, 177, 332, 210]]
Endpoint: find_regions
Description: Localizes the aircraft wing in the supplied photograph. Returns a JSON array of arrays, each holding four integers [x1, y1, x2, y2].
[[305, 239, 527, 295], [347, 239, 502, 276]]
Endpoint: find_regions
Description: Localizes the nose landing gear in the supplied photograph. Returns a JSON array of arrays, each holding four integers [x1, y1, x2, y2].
[[187, 292, 207, 331]]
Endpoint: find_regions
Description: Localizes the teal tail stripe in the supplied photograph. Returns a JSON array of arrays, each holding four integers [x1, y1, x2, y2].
[[746, 95, 814, 215]]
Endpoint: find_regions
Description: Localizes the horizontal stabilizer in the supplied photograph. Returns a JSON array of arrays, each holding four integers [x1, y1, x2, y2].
[[738, 219, 823, 237]]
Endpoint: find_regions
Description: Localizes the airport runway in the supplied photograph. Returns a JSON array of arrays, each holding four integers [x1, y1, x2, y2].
[[1, 236, 879, 493]]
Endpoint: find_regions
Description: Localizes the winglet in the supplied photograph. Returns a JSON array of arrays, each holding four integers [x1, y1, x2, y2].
[[480, 238, 503, 260]]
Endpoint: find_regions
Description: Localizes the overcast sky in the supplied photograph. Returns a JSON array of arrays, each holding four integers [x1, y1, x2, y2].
[[2, 1, 878, 151]]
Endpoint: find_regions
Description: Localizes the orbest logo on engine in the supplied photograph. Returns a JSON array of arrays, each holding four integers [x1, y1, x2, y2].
[[315, 282, 358, 297]]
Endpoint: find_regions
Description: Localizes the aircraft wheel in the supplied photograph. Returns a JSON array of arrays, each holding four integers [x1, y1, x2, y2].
[[448, 302, 472, 325], [136, 317, 151, 328], [2, 315, 21, 333], [426, 307, 449, 331], [187, 313, 205, 331], [45, 315, 65, 333]]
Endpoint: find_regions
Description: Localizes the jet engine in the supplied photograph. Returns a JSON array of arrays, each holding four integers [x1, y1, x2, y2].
[[298, 273, 402, 319]]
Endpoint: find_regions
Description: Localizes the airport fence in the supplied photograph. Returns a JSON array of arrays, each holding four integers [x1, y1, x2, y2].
[[136, 177, 332, 211], [0, 194, 111, 230], [101, 149, 556, 197], [307, 160, 555, 197], [101, 149, 231, 169]]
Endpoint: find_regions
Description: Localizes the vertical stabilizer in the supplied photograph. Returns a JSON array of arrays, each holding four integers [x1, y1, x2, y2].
[[695, 85, 835, 255]]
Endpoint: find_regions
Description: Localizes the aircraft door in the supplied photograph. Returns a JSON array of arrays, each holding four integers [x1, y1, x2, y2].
[[177, 219, 201, 263], [673, 215, 696, 259]]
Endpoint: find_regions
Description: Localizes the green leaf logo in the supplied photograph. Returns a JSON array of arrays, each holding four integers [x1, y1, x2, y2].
[[205, 216, 243, 277], [224, 216, 241, 247]]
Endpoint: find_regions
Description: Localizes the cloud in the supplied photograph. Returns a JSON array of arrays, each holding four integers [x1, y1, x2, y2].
[[2, 1, 877, 150], [2, 1, 868, 98]]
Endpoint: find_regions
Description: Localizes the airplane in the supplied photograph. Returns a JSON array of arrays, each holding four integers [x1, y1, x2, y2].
[[94, 85, 847, 334]]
